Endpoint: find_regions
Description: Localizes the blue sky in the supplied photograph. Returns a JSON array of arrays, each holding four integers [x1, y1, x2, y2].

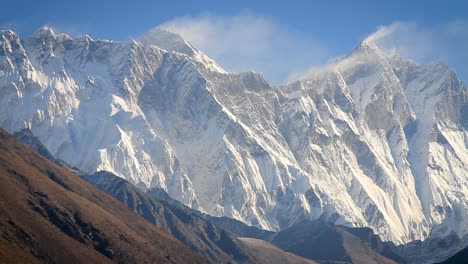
[[1, 0, 467, 84]]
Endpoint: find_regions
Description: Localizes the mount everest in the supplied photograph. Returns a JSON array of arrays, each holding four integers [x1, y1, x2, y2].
[[0, 26, 466, 245]]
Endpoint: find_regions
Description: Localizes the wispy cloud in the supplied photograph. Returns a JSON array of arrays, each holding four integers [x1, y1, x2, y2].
[[159, 12, 330, 84], [159, 15, 468, 84], [366, 20, 468, 82]]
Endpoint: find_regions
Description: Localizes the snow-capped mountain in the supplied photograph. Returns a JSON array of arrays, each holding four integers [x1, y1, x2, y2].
[[0, 26, 466, 244]]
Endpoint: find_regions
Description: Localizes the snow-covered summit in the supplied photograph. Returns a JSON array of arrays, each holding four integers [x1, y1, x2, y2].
[[0, 27, 466, 245], [30, 25, 56, 38], [348, 39, 386, 57], [140, 27, 227, 73], [29, 26, 72, 44], [139, 28, 196, 56]]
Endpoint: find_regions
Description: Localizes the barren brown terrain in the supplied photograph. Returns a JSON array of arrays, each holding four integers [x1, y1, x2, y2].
[[239, 237, 318, 264], [0, 128, 207, 264]]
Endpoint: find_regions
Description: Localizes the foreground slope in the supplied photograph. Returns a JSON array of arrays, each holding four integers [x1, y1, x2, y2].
[[82, 171, 257, 263], [0, 27, 466, 244], [238, 238, 317, 264], [0, 128, 206, 263], [14, 127, 308, 264]]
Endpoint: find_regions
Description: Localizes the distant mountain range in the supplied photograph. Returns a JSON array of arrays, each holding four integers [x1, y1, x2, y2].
[[0, 25, 467, 263]]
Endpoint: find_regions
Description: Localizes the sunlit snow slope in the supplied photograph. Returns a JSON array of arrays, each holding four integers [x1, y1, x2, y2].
[[0, 27, 466, 244]]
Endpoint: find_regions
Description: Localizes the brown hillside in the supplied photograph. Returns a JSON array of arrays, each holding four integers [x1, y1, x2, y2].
[[0, 128, 207, 264], [239, 237, 318, 264]]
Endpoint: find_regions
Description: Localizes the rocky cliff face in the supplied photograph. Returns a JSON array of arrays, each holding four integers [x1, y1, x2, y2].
[[0, 27, 466, 244]]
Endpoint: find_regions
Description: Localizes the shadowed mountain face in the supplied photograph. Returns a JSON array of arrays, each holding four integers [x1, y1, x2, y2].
[[396, 232, 468, 264], [145, 186, 276, 241], [205, 216, 277, 242], [0, 127, 207, 264], [436, 247, 468, 264], [268, 220, 404, 264], [81, 171, 257, 263]]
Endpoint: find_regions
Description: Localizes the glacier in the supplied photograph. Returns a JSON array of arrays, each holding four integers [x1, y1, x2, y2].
[[0, 26, 466, 244]]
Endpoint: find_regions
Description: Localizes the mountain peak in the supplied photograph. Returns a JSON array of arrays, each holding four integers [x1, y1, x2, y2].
[[139, 27, 227, 73], [139, 27, 196, 56], [0, 29, 22, 45], [349, 39, 385, 57], [31, 25, 56, 39], [29, 26, 71, 43], [0, 29, 18, 37]]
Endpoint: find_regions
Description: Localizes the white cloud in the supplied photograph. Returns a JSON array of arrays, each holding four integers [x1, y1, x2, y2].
[[366, 22, 441, 62], [158, 12, 330, 84], [366, 20, 468, 82], [158, 14, 468, 85]]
